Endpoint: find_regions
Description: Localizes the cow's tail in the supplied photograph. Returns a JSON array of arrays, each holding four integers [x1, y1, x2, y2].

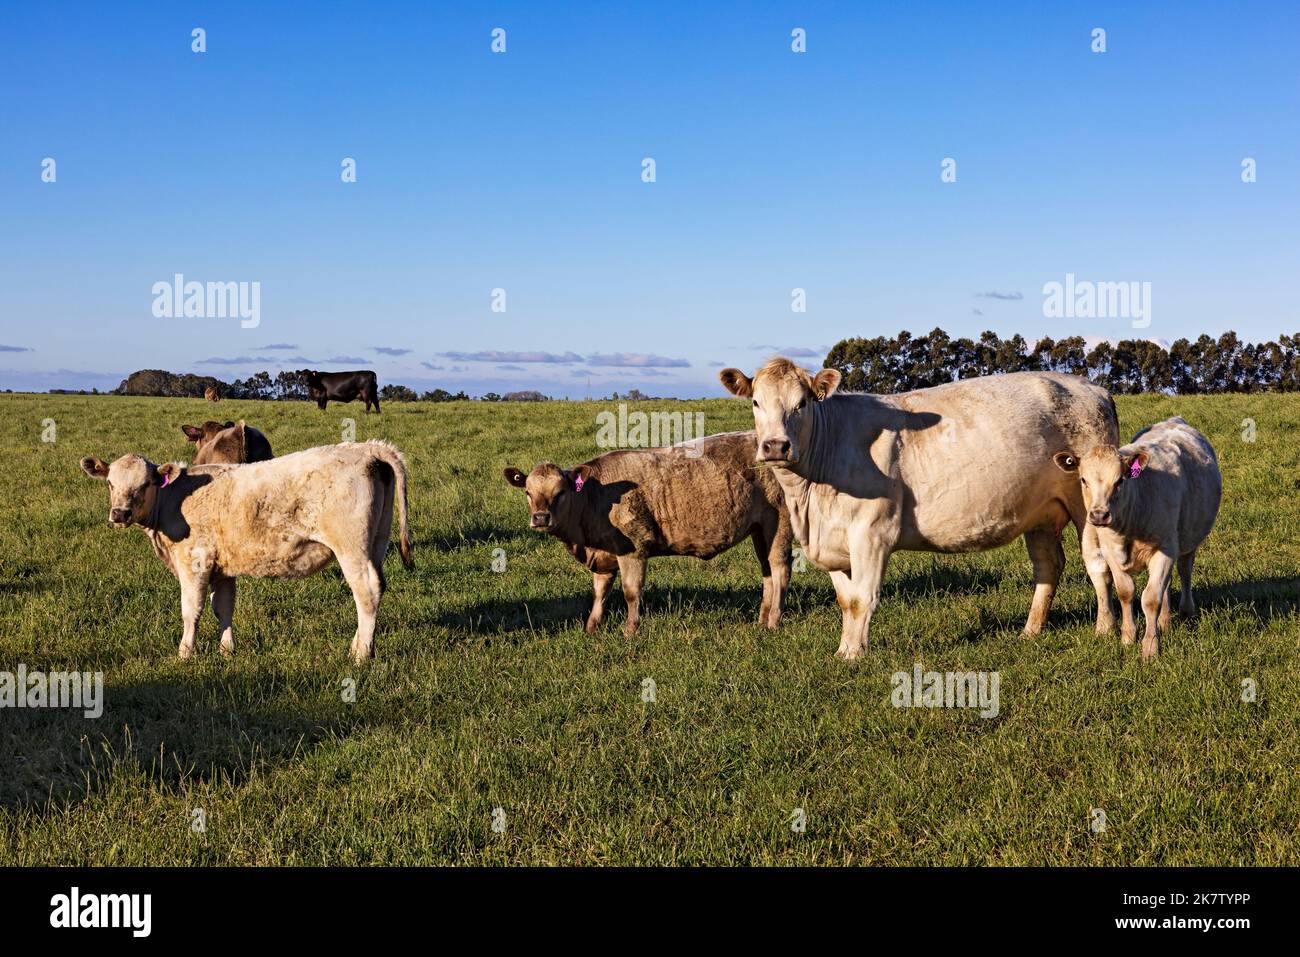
[[371, 442, 414, 569]]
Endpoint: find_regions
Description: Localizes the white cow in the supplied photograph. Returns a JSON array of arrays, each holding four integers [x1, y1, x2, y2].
[[1053, 417, 1221, 660], [81, 441, 413, 663], [721, 358, 1120, 659]]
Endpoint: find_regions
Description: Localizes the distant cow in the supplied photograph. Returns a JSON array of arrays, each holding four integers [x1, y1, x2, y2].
[[204, 385, 221, 402], [1053, 417, 1221, 660], [181, 420, 274, 465], [721, 358, 1120, 660], [297, 369, 381, 413], [504, 431, 792, 635], [80, 441, 413, 663]]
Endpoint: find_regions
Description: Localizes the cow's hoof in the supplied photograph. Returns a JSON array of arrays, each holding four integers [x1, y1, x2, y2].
[[1095, 620, 1115, 636], [834, 648, 863, 663], [178, 644, 195, 661], [219, 642, 235, 657], [584, 620, 600, 635]]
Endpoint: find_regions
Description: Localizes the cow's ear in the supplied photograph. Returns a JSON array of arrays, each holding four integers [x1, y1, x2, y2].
[[570, 465, 594, 490], [812, 369, 842, 400], [719, 368, 753, 397], [80, 456, 109, 479], [181, 425, 203, 442], [1052, 451, 1079, 473], [1121, 449, 1149, 478], [223, 420, 236, 429], [503, 467, 527, 488], [155, 462, 182, 484]]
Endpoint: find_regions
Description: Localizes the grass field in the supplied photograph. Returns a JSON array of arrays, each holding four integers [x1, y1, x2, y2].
[[0, 391, 1297, 865]]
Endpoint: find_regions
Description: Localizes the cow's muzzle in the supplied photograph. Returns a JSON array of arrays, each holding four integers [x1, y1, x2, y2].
[[530, 512, 552, 529], [109, 508, 133, 527], [758, 438, 794, 463], [1087, 509, 1112, 527]]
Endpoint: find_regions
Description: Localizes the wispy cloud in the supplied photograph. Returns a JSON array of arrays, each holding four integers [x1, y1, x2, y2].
[[321, 355, 367, 364], [586, 352, 689, 368], [749, 344, 825, 358], [196, 356, 257, 365], [373, 346, 412, 356], [258, 343, 298, 350], [974, 291, 1024, 300], [497, 364, 526, 371], [439, 350, 583, 364], [972, 308, 984, 316], [0, 344, 33, 353], [421, 362, 445, 371]]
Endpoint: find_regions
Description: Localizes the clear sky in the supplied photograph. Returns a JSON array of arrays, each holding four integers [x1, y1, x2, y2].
[[2, 1, 1297, 397]]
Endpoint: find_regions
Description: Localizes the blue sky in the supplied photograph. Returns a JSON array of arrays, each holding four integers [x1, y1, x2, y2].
[[2, 1, 1297, 396]]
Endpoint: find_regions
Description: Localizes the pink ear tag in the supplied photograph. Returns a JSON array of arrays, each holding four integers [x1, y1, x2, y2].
[[161, 471, 173, 488], [574, 474, 585, 492], [1128, 459, 1143, 479]]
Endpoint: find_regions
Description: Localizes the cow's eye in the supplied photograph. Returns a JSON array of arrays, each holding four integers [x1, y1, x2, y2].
[[797, 398, 807, 411], [1080, 478, 1088, 486], [752, 400, 759, 408]]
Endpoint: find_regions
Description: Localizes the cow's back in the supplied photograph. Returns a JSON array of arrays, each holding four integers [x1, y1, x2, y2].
[[583, 431, 780, 558], [1129, 417, 1221, 549], [842, 372, 1117, 552]]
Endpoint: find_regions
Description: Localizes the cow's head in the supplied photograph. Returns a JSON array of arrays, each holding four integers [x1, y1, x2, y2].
[[503, 462, 594, 531], [184, 420, 248, 465], [719, 358, 841, 466], [181, 420, 234, 447], [80, 453, 181, 527], [295, 369, 318, 384], [1053, 445, 1148, 527]]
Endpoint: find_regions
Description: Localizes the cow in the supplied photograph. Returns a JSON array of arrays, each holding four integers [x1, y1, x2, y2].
[[180, 420, 274, 465], [204, 385, 221, 402], [503, 431, 792, 635], [80, 441, 413, 663], [1052, 417, 1221, 660], [297, 369, 381, 413], [720, 358, 1120, 660]]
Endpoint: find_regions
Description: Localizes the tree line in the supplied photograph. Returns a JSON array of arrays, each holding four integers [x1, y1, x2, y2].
[[824, 330, 1300, 395], [113, 369, 549, 402]]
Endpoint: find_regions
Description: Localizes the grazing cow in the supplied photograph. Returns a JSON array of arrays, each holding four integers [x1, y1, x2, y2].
[[297, 369, 381, 413], [1053, 417, 1221, 660], [80, 441, 413, 663], [721, 358, 1120, 660], [504, 431, 792, 635], [204, 385, 221, 402], [180, 420, 274, 464]]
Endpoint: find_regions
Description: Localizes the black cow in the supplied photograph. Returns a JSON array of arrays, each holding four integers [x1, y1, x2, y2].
[[297, 369, 381, 413]]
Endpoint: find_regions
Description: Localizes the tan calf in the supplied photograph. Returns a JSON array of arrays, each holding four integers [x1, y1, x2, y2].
[[504, 431, 792, 635], [1054, 417, 1221, 660], [81, 441, 413, 663]]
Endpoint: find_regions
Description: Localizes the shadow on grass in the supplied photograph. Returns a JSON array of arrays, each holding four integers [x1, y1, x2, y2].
[[0, 667, 378, 810], [434, 563, 1009, 637], [1194, 575, 1300, 621]]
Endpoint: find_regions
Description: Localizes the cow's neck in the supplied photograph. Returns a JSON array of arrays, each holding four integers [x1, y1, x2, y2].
[[770, 399, 838, 544]]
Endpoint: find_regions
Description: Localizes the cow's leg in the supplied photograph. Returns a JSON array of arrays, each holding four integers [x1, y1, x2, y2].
[[177, 569, 209, 660], [339, 554, 383, 664], [1141, 550, 1176, 662], [1113, 567, 1138, 646], [750, 528, 775, 628], [1157, 580, 1173, 632], [587, 570, 616, 633], [1080, 521, 1116, 634], [1022, 527, 1066, 636], [617, 554, 647, 636], [766, 515, 792, 629], [317, 398, 328, 411], [834, 533, 892, 661], [211, 577, 236, 656], [1177, 550, 1197, 617]]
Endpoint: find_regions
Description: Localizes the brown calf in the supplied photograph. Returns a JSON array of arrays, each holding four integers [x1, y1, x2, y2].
[[180, 420, 274, 464], [504, 431, 791, 635]]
